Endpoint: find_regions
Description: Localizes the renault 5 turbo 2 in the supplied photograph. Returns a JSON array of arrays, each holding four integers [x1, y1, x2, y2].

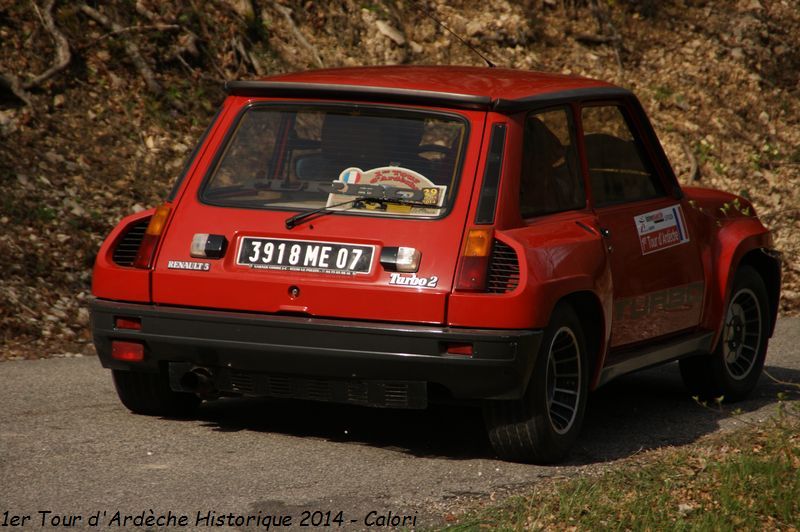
[[90, 66, 781, 463]]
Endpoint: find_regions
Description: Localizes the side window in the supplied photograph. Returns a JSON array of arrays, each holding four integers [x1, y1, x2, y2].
[[581, 105, 664, 206], [212, 108, 281, 188], [519, 107, 584, 218]]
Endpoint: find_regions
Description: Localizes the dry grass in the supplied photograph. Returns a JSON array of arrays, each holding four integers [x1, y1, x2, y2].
[[445, 400, 800, 531]]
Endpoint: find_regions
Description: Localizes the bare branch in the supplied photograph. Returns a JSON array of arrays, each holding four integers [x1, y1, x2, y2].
[[763, 369, 800, 391], [21, 0, 72, 89], [75, 23, 182, 52], [93, 24, 181, 42], [232, 36, 265, 76], [209, 0, 257, 21], [680, 139, 700, 181], [79, 4, 162, 94], [273, 4, 323, 68], [575, 33, 620, 45], [589, 2, 624, 73], [0, 73, 34, 106], [759, 160, 800, 169], [134, 0, 160, 22]]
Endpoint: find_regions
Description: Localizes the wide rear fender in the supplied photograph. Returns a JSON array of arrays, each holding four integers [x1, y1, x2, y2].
[[703, 219, 778, 348], [506, 215, 612, 387], [92, 209, 156, 302]]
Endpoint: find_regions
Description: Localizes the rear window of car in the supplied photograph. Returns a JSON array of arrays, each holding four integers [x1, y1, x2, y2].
[[201, 104, 468, 218]]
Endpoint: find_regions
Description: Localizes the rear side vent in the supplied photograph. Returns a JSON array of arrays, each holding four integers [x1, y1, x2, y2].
[[112, 218, 150, 266], [487, 239, 520, 293]]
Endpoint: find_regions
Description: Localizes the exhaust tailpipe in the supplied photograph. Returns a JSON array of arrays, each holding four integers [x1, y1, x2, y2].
[[179, 367, 217, 397]]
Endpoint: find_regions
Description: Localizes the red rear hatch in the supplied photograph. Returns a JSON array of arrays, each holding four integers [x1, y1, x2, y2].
[[152, 100, 486, 325]]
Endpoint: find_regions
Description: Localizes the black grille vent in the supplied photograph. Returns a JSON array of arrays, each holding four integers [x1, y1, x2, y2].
[[225, 370, 427, 409], [487, 239, 520, 293], [112, 218, 150, 266]]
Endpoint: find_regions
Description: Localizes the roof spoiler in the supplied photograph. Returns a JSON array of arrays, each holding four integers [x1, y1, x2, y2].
[[224, 80, 492, 110]]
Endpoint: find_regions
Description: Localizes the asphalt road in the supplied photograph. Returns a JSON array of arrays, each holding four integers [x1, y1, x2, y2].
[[2, 318, 799, 531]]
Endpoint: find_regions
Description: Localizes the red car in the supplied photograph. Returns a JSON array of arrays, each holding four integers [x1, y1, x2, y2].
[[91, 66, 781, 463]]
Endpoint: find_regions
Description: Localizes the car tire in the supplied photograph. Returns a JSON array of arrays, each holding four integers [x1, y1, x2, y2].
[[679, 265, 770, 402], [112, 369, 200, 418], [483, 303, 589, 464]]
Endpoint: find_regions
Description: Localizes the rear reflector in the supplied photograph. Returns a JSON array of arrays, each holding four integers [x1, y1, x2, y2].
[[114, 317, 142, 330], [111, 341, 144, 362], [446, 343, 473, 356], [133, 203, 171, 269], [455, 256, 489, 290]]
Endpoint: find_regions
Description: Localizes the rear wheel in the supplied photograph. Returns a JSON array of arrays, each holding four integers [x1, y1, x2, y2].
[[680, 265, 770, 402], [484, 303, 588, 464], [112, 369, 200, 417]]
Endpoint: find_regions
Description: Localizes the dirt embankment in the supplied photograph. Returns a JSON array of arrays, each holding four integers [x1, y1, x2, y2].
[[1, 0, 798, 358]]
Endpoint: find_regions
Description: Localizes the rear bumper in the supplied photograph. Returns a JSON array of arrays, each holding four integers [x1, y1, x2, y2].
[[90, 299, 542, 406]]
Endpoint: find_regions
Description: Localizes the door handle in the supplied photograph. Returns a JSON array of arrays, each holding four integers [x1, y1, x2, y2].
[[599, 227, 612, 253]]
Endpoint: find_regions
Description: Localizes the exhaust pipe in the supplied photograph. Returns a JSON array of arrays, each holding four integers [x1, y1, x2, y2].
[[179, 367, 217, 398]]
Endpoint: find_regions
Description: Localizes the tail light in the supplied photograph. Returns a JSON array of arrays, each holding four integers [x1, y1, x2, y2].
[[133, 203, 171, 269], [455, 228, 493, 291]]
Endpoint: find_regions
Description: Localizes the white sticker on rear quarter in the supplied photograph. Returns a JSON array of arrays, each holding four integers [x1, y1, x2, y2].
[[635, 205, 690, 255]]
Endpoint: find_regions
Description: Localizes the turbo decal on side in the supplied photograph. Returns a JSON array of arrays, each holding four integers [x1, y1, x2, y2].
[[388, 272, 439, 288], [614, 282, 705, 321]]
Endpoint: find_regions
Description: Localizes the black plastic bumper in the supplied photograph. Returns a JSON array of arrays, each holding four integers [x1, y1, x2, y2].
[[90, 299, 542, 406]]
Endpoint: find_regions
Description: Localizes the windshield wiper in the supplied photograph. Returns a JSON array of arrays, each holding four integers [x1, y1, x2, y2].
[[285, 197, 363, 229], [284, 196, 439, 229]]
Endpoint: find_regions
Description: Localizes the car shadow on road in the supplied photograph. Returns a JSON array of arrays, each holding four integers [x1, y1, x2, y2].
[[570, 362, 800, 464], [196, 395, 493, 459], [193, 362, 800, 464]]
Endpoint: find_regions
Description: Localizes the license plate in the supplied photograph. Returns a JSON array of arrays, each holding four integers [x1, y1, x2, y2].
[[237, 237, 374, 275]]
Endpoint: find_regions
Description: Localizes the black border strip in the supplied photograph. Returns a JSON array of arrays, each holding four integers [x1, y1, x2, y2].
[[599, 330, 713, 386], [225, 80, 493, 110], [474, 124, 507, 225], [493, 87, 633, 112]]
